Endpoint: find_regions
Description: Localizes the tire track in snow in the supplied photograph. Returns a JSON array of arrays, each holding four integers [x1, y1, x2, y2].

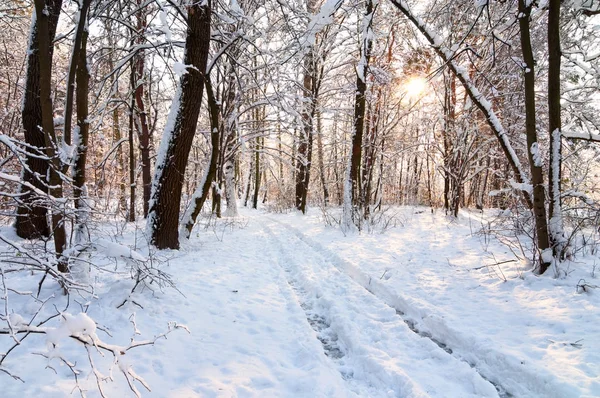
[[269, 217, 576, 398], [264, 223, 345, 361], [262, 223, 369, 392], [262, 218, 499, 398]]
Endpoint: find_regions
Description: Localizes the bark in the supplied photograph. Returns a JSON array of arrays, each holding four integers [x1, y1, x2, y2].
[[16, 0, 63, 239], [223, 148, 238, 216], [547, 0, 565, 258], [262, 168, 268, 204], [332, 118, 342, 205], [148, 1, 211, 249], [518, 0, 550, 272], [33, 0, 67, 271]]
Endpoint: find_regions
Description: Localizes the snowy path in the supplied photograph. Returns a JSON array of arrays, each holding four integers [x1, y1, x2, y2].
[[261, 217, 499, 397]]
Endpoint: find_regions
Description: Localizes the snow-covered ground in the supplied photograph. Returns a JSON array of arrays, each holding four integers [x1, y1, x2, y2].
[[1, 207, 599, 397]]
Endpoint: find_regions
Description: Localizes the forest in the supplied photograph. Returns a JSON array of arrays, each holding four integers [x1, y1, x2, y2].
[[0, 0, 599, 396]]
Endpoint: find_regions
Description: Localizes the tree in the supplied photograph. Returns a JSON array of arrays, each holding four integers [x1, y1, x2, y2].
[[72, 0, 93, 246], [147, 1, 212, 249], [344, 0, 377, 228], [30, 0, 68, 271], [547, 0, 565, 258], [518, 0, 551, 272], [15, 0, 63, 239], [133, 0, 153, 218], [182, 77, 221, 238]]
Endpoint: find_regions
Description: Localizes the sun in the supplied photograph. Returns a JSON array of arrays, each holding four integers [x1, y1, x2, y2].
[[404, 76, 427, 99]]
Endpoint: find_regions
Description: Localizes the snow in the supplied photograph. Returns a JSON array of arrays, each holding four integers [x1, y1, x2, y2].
[[158, 10, 172, 42], [1, 209, 600, 397], [530, 141, 542, 167], [179, 157, 211, 237], [172, 62, 190, 77], [94, 238, 148, 262], [304, 0, 343, 47]]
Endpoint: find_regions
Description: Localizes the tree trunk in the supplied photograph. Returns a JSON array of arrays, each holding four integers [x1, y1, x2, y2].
[[316, 108, 329, 206], [518, 0, 551, 272], [252, 107, 261, 209], [134, 0, 152, 217], [73, 8, 91, 245], [33, 0, 67, 272], [443, 72, 456, 214], [105, 19, 127, 213], [295, 0, 320, 214], [182, 78, 221, 238], [128, 81, 136, 223], [16, 0, 63, 239], [222, 60, 239, 217], [277, 117, 284, 185], [345, 0, 375, 226], [295, 56, 314, 213], [62, 0, 91, 149], [148, 1, 211, 249], [547, 0, 565, 259], [243, 157, 252, 207]]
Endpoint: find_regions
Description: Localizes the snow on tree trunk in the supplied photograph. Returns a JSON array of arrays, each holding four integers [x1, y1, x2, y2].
[[223, 158, 238, 216]]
